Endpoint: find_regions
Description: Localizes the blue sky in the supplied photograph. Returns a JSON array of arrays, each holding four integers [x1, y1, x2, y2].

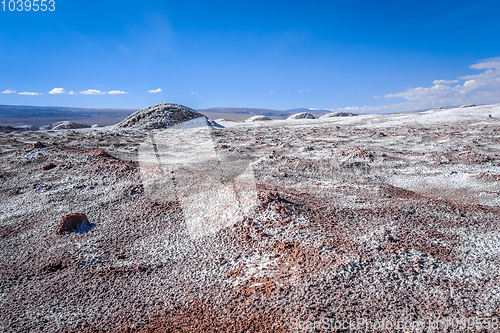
[[1, 0, 500, 112]]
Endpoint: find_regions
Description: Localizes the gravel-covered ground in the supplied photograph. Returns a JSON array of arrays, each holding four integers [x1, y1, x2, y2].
[[1, 104, 500, 332]]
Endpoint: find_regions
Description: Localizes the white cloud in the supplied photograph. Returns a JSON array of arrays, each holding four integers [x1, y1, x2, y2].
[[328, 102, 425, 114], [299, 90, 303, 93], [463, 79, 476, 88], [1, 89, 15, 94], [470, 61, 500, 70], [80, 89, 105, 95], [108, 90, 127, 95], [306, 89, 311, 92], [18, 92, 40, 96], [149, 88, 162, 93], [49, 87, 66, 94], [68, 91, 76, 95], [270, 90, 274, 94], [190, 92, 198, 95], [383, 58, 500, 108], [385, 83, 459, 101], [433, 79, 458, 84]]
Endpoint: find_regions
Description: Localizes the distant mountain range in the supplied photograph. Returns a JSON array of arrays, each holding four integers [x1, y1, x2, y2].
[[0, 105, 337, 126], [197, 107, 330, 120], [0, 103, 462, 127], [0, 104, 137, 127]]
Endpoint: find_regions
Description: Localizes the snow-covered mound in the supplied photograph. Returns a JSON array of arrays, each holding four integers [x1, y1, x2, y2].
[[287, 112, 316, 120], [433, 107, 448, 111], [460, 103, 476, 108], [319, 112, 358, 119], [245, 115, 272, 122], [117, 103, 210, 130], [41, 121, 90, 131]]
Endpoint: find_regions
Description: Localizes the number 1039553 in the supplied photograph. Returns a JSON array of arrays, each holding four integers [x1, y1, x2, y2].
[[2, 0, 55, 11]]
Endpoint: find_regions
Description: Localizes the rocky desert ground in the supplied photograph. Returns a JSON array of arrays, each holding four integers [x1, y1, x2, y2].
[[1, 103, 500, 332]]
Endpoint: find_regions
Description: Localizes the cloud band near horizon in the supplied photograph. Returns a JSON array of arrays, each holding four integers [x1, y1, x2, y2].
[[326, 58, 500, 113]]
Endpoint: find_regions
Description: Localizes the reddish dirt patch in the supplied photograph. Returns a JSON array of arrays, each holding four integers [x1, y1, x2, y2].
[[340, 146, 373, 159], [381, 229, 456, 261], [87, 148, 114, 158], [117, 300, 288, 333], [43, 259, 73, 273], [478, 173, 500, 181], [383, 184, 424, 200]]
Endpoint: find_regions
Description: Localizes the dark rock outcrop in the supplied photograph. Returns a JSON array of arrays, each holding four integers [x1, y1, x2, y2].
[[55, 213, 89, 234]]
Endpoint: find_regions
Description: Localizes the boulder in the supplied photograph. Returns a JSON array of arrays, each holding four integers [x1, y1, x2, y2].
[[42, 163, 56, 170], [32, 141, 46, 149], [55, 213, 89, 234], [287, 112, 316, 120]]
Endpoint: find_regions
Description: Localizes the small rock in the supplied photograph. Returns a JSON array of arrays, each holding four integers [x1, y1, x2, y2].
[[135, 264, 147, 272], [116, 254, 127, 260], [32, 141, 46, 149], [42, 163, 56, 170], [8, 188, 21, 195], [55, 213, 89, 234], [459, 103, 476, 108]]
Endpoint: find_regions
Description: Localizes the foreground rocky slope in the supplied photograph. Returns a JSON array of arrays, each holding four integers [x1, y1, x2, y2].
[[0, 104, 499, 332]]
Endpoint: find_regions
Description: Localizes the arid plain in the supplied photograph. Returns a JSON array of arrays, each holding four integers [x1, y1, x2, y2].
[[1, 103, 499, 332]]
